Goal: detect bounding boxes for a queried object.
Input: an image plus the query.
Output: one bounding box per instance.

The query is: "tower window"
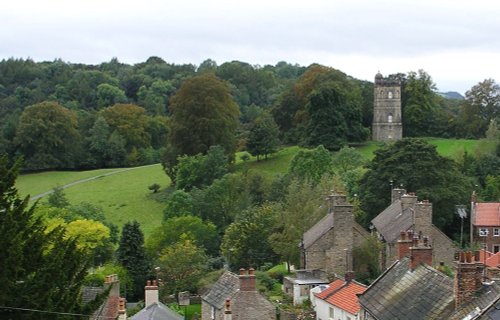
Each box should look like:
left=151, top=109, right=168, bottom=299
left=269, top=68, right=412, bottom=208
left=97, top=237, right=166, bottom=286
left=388, top=113, right=393, bottom=123
left=388, top=91, right=393, bottom=99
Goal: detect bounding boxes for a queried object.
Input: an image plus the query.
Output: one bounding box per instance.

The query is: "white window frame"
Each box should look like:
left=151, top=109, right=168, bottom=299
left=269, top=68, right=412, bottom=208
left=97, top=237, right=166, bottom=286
left=329, top=306, right=334, bottom=319
left=494, top=228, right=500, bottom=236
left=480, top=228, right=489, bottom=236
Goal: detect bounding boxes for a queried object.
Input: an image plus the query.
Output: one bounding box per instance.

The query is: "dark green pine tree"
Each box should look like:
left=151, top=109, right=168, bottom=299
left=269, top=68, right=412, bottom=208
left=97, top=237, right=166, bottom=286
left=117, top=221, right=150, bottom=301
left=0, top=156, right=92, bottom=318
left=246, top=112, right=280, bottom=160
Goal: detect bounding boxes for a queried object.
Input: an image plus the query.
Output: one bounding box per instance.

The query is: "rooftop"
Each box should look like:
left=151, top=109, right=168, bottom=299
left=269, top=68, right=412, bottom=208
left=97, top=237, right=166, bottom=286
left=201, top=271, right=239, bottom=309
left=372, top=200, right=413, bottom=243
left=315, top=279, right=367, bottom=315
left=474, top=203, right=500, bottom=226
left=358, top=257, right=454, bottom=320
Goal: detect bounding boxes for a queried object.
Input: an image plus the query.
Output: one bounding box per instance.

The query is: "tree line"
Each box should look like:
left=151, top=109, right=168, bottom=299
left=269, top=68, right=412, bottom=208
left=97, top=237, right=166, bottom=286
left=2, top=57, right=499, bottom=171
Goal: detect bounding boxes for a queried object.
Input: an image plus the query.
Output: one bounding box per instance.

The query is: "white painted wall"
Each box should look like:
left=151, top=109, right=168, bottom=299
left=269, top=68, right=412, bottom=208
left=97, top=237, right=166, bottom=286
left=315, top=299, right=358, bottom=320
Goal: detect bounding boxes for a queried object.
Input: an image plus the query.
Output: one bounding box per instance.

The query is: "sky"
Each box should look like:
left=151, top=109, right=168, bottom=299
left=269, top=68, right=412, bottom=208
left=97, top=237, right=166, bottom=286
left=1, top=0, right=500, bottom=94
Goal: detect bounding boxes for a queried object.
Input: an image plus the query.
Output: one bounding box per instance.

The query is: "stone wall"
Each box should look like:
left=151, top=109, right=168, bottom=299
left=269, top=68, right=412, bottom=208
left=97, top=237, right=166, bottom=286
left=431, top=226, right=457, bottom=267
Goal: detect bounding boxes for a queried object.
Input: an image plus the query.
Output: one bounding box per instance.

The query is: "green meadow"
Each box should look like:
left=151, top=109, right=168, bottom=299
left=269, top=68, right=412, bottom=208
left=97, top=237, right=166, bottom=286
left=16, top=138, right=493, bottom=235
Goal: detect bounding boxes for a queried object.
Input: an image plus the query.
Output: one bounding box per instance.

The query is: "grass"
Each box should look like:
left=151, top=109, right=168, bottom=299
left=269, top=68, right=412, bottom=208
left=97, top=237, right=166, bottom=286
left=16, top=168, right=125, bottom=198
left=17, top=164, right=170, bottom=236
left=15, top=138, right=495, bottom=237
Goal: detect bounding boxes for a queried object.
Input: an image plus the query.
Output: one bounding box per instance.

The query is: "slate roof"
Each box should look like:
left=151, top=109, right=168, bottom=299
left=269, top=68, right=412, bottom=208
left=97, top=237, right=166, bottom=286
left=81, top=286, right=104, bottom=305
left=474, top=203, right=500, bottom=226
left=315, top=279, right=367, bottom=315
left=371, top=200, right=413, bottom=243
left=130, top=302, right=183, bottom=320
left=303, top=212, right=334, bottom=249
left=201, top=271, right=239, bottom=309
left=449, top=282, right=500, bottom=320
left=358, top=257, right=455, bottom=320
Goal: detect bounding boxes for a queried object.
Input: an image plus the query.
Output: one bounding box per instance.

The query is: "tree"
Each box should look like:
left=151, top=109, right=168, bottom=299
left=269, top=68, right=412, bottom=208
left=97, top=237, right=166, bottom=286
left=175, top=145, right=228, bottom=191
left=117, top=221, right=150, bottom=300
left=147, top=215, right=219, bottom=257
left=269, top=178, right=330, bottom=269
left=157, top=237, right=208, bottom=296
left=358, top=138, right=472, bottom=235
left=47, top=185, right=70, bottom=208
left=221, top=203, right=280, bottom=269
left=96, top=83, right=127, bottom=108
left=305, top=84, right=367, bottom=150
left=15, top=101, right=79, bottom=170
left=288, top=145, right=333, bottom=184
left=163, top=189, right=194, bottom=220
left=460, top=79, right=500, bottom=137
left=101, top=103, right=151, bottom=151
left=148, top=183, right=161, bottom=193
left=0, top=156, right=92, bottom=316
left=246, top=112, right=280, bottom=160
left=166, top=73, right=240, bottom=166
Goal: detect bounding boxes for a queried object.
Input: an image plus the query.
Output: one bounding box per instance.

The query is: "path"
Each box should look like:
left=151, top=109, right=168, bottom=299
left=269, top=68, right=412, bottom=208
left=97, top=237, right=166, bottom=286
left=30, top=164, right=159, bottom=201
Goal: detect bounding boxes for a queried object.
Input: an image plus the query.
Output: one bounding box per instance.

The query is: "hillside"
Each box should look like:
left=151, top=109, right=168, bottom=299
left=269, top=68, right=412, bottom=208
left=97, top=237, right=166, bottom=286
left=16, top=138, right=494, bottom=235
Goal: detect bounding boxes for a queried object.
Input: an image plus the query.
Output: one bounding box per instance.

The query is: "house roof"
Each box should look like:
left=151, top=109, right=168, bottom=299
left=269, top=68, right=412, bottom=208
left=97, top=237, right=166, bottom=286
left=371, top=200, right=414, bottom=243
left=201, top=271, right=239, bottom=309
left=130, top=302, right=183, bottom=320
left=303, top=212, right=334, bottom=249
left=448, top=282, right=500, bottom=320
left=474, top=203, right=500, bottom=226
left=358, top=257, right=455, bottom=320
left=315, top=279, right=367, bottom=315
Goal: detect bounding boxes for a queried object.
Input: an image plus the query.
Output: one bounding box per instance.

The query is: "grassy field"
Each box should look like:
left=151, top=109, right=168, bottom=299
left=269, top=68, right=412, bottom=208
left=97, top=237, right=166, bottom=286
left=15, top=138, right=494, bottom=236
left=17, top=164, right=170, bottom=235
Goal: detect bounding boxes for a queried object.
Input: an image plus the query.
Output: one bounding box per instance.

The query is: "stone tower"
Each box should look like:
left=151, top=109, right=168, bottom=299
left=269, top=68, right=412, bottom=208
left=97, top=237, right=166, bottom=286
left=372, top=72, right=402, bottom=141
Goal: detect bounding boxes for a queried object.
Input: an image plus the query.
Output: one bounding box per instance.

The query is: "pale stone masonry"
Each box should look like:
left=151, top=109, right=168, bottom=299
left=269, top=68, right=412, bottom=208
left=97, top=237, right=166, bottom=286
left=372, top=72, right=403, bottom=142
left=302, top=194, right=370, bottom=276
left=372, top=188, right=456, bottom=269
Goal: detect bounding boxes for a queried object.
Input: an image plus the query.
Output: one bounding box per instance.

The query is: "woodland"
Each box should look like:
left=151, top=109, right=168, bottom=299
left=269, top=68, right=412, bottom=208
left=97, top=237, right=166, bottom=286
left=0, top=57, right=499, bottom=318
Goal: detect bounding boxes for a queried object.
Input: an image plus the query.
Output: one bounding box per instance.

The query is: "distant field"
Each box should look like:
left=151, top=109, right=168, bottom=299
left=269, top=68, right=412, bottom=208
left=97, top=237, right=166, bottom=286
left=17, top=164, right=170, bottom=235
left=16, top=138, right=494, bottom=236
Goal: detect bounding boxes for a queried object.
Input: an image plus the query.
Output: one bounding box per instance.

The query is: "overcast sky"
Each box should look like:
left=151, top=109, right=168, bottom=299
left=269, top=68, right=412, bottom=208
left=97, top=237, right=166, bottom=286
left=1, top=0, right=499, bottom=94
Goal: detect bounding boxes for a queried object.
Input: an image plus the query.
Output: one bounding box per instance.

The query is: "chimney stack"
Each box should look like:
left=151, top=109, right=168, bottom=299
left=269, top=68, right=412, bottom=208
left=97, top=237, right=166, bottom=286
left=239, top=268, right=256, bottom=291
left=145, top=280, right=159, bottom=307
left=224, top=298, right=232, bottom=320
left=401, top=192, right=417, bottom=213
left=391, top=188, right=406, bottom=203
left=397, top=231, right=413, bottom=259
left=118, top=297, right=127, bottom=320
left=409, top=235, right=433, bottom=270
left=454, top=251, right=485, bottom=309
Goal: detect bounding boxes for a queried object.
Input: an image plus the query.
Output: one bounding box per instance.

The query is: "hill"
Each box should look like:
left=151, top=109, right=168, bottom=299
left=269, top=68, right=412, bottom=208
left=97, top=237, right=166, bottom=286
left=16, top=138, right=494, bottom=235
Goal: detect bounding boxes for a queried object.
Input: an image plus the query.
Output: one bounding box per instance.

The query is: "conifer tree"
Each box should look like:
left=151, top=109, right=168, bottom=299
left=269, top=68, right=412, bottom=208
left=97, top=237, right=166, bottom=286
left=117, top=221, right=150, bottom=301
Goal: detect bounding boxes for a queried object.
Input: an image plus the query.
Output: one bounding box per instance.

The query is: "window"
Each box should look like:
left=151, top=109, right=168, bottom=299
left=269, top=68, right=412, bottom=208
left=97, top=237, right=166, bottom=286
left=329, top=307, right=334, bottom=318
left=494, top=245, right=500, bottom=254
left=388, top=113, right=393, bottom=123
left=495, top=228, right=500, bottom=236
left=388, top=91, right=393, bottom=99
left=480, top=228, right=489, bottom=236
left=211, top=306, right=215, bottom=320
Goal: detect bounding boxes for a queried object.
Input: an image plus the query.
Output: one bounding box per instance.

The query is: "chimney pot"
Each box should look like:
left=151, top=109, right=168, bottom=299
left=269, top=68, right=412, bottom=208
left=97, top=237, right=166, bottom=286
left=239, top=268, right=246, bottom=275
left=423, top=236, right=429, bottom=247
left=400, top=231, right=406, bottom=240
left=412, top=235, right=419, bottom=247
left=147, top=280, right=151, bottom=286
left=248, top=268, right=255, bottom=275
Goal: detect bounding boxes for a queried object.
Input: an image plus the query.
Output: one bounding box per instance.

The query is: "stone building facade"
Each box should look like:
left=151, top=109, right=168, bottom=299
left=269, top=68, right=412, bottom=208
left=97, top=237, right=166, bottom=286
left=371, top=188, right=456, bottom=268
left=372, top=72, right=403, bottom=141
left=301, top=194, right=370, bottom=276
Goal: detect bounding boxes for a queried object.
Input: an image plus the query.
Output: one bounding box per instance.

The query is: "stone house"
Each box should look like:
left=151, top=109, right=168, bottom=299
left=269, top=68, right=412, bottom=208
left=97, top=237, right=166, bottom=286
left=130, top=280, right=183, bottom=320
left=301, top=194, right=370, bottom=277
left=82, top=274, right=127, bottom=320
left=358, top=231, right=500, bottom=320
left=371, top=188, right=456, bottom=268
left=312, top=276, right=367, bottom=320
left=470, top=193, right=500, bottom=253
left=201, top=268, right=276, bottom=320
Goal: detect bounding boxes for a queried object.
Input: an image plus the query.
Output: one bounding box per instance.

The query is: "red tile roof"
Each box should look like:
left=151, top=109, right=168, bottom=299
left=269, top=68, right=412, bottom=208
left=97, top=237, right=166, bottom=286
left=486, top=252, right=500, bottom=268
left=475, top=203, right=500, bottom=226
left=315, top=279, right=367, bottom=315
